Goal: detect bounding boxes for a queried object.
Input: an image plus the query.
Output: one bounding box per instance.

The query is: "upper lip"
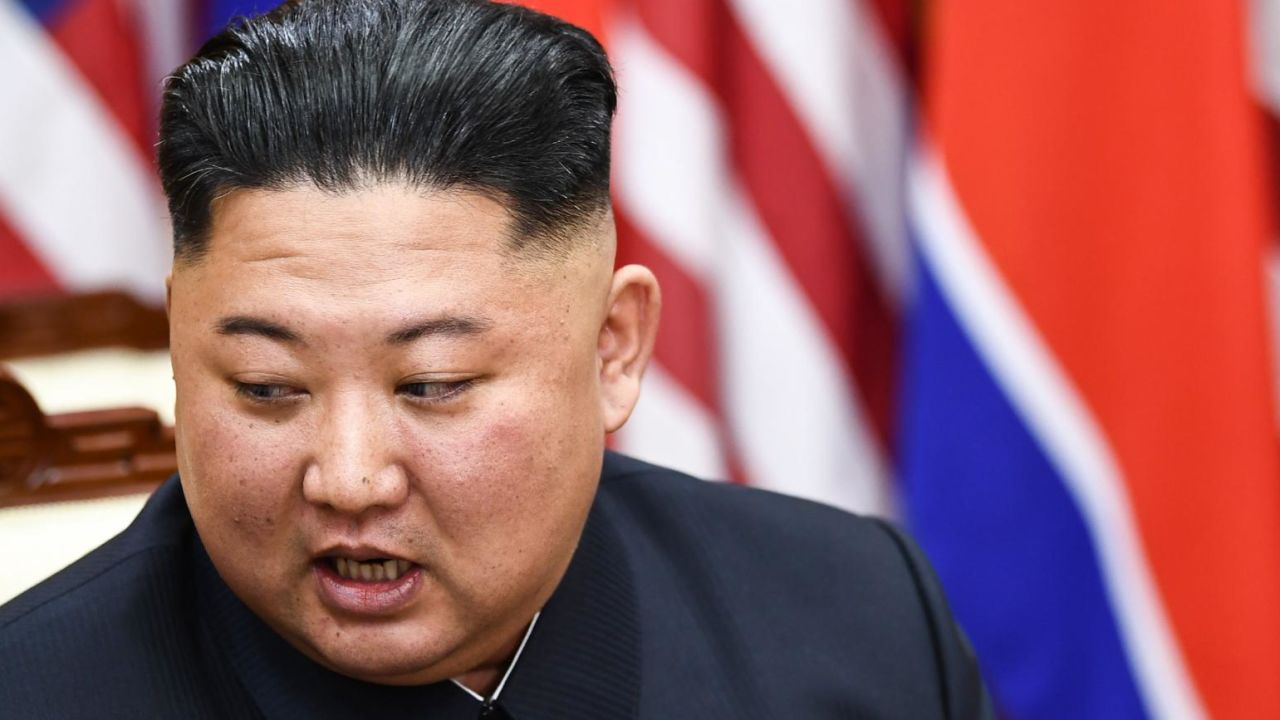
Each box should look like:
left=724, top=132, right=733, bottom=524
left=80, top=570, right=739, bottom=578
left=313, top=544, right=414, bottom=563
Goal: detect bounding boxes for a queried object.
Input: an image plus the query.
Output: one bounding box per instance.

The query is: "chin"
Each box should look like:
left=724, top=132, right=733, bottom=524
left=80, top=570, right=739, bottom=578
left=230, top=591, right=445, bottom=687
left=305, top=624, right=457, bottom=685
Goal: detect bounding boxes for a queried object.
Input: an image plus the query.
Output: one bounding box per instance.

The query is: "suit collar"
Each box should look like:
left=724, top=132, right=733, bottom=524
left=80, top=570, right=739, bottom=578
left=497, top=474, right=641, bottom=718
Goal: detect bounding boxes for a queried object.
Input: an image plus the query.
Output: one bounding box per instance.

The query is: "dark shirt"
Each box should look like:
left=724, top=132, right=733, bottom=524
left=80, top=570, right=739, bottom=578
left=0, top=452, right=993, bottom=719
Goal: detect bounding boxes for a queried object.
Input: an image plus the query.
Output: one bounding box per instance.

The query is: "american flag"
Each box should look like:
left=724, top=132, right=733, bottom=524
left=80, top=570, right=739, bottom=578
left=3, top=0, right=1280, bottom=716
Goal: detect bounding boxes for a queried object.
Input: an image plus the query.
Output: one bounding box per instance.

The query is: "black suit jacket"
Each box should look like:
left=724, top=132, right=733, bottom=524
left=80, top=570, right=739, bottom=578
left=0, top=452, right=992, bottom=719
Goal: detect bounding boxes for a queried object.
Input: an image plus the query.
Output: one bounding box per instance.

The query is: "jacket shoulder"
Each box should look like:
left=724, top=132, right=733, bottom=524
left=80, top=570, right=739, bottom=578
left=598, top=452, right=992, bottom=719
left=0, top=479, right=192, bottom=629
left=599, top=451, right=897, bottom=563
left=0, top=480, right=248, bottom=718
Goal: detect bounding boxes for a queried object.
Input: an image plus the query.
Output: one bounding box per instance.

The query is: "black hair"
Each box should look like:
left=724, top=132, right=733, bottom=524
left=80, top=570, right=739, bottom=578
left=158, top=0, right=616, bottom=261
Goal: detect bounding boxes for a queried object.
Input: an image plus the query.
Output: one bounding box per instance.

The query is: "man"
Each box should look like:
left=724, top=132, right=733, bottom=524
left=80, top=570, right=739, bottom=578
left=0, top=1, right=991, bottom=717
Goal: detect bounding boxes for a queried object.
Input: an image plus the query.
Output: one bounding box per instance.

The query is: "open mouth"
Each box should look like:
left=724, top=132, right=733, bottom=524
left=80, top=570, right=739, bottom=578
left=327, top=557, right=413, bottom=582
left=314, top=555, right=425, bottom=615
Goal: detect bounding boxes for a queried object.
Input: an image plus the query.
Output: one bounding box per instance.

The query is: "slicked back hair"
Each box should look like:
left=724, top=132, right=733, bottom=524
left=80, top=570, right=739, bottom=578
left=158, top=0, right=617, bottom=263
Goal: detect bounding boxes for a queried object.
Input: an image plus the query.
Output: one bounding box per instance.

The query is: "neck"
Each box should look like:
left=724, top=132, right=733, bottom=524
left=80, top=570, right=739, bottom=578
left=453, top=665, right=503, bottom=699
left=452, top=611, right=539, bottom=700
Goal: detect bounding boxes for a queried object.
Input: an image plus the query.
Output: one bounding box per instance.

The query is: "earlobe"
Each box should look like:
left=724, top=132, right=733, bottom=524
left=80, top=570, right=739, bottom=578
left=598, top=264, right=661, bottom=433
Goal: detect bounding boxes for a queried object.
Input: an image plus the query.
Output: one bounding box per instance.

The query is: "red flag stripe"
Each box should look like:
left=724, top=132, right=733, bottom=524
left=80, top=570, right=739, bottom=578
left=614, top=206, right=719, bottom=414
left=634, top=0, right=899, bottom=445
left=614, top=206, right=753, bottom=484
left=48, top=0, right=152, bottom=160
left=928, top=0, right=1280, bottom=712
left=857, top=0, right=915, bottom=79
left=0, top=207, right=60, bottom=300
left=1267, top=113, right=1280, bottom=213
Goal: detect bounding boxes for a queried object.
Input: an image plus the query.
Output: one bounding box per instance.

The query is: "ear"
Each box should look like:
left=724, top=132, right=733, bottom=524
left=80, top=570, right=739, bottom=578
left=165, top=274, right=174, bottom=318
left=597, top=264, right=661, bottom=433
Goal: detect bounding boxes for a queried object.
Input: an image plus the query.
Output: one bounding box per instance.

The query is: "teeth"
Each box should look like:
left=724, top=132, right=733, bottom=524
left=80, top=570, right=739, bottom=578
left=333, top=557, right=412, bottom=582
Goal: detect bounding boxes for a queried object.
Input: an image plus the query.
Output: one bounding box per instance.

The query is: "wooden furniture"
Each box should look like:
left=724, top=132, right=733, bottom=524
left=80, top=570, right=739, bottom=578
left=0, top=291, right=176, bottom=601
left=0, top=366, right=175, bottom=508
left=0, top=290, right=168, bottom=361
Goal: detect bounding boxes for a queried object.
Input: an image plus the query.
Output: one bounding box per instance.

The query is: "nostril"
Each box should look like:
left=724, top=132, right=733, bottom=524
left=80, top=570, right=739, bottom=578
left=301, top=461, right=410, bottom=515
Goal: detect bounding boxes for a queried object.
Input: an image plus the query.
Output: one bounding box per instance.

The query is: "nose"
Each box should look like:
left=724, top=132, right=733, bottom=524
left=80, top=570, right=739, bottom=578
left=302, top=392, right=408, bottom=516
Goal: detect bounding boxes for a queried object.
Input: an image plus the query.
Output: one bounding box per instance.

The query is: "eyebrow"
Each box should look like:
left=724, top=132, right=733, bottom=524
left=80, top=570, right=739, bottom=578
left=214, top=314, right=493, bottom=346
left=385, top=316, right=493, bottom=345
left=216, top=316, right=303, bottom=344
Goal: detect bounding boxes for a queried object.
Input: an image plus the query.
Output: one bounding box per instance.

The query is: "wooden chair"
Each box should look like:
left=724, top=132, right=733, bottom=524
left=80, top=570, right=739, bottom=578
left=0, top=291, right=175, bottom=603
left=0, top=367, right=176, bottom=507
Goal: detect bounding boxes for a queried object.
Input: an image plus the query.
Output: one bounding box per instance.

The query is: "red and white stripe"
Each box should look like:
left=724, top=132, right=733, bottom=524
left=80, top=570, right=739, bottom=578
left=608, top=0, right=910, bottom=514
left=0, top=0, right=175, bottom=303
left=2, top=0, right=912, bottom=517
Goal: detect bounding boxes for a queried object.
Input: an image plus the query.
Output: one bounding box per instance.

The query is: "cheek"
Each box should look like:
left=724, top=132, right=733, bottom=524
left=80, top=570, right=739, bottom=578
left=418, top=413, right=552, bottom=524
left=414, top=366, right=602, bottom=558
left=178, top=390, right=306, bottom=543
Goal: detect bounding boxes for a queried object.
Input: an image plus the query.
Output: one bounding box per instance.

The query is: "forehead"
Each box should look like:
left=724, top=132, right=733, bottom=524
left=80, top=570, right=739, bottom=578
left=167, top=184, right=536, bottom=345
left=169, top=184, right=610, bottom=345
left=200, top=184, right=516, bottom=283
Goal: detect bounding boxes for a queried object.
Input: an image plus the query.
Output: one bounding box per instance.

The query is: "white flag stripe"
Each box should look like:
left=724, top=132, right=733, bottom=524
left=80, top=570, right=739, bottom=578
left=133, top=0, right=191, bottom=108
left=910, top=146, right=1207, bottom=720
left=1248, top=0, right=1280, bottom=113
left=727, top=0, right=913, bottom=304
left=612, top=16, right=726, bottom=278
left=610, top=15, right=890, bottom=511
left=0, top=2, right=169, bottom=302
left=716, top=184, right=890, bottom=514
left=616, top=363, right=730, bottom=482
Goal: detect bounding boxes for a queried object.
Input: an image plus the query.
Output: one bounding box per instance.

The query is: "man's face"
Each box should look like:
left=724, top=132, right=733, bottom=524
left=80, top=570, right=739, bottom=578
left=168, top=184, right=616, bottom=685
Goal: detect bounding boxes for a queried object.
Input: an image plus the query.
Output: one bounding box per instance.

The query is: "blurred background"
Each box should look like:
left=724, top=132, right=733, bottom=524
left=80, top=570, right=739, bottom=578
left=2, top=0, right=1279, bottom=717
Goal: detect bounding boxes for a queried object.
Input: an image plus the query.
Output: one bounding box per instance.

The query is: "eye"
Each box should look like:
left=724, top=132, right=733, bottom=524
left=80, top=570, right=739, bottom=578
left=234, top=382, right=303, bottom=404
left=398, top=379, right=473, bottom=404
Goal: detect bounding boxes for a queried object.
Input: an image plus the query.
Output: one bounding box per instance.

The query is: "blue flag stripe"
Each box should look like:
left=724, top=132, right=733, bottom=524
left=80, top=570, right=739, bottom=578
left=898, top=249, right=1149, bottom=720
left=15, top=0, right=69, bottom=25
